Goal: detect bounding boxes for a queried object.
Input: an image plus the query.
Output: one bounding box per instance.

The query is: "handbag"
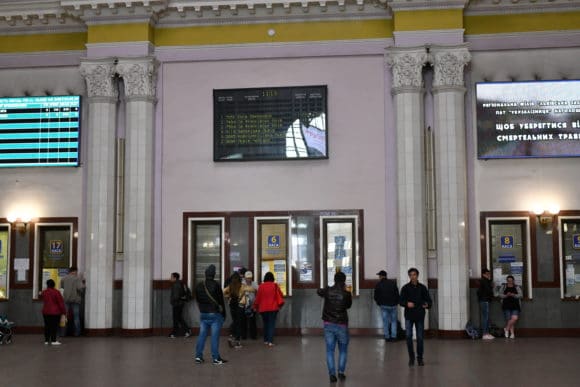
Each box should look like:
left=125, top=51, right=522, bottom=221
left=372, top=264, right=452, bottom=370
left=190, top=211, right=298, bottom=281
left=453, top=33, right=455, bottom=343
left=204, top=281, right=224, bottom=314
left=59, top=314, right=67, bottom=328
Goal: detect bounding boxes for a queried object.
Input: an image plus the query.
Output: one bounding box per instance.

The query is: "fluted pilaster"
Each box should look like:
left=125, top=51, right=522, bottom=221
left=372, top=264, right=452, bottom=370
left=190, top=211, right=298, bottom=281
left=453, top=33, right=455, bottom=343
left=79, top=58, right=118, bottom=330
left=116, top=57, right=157, bottom=330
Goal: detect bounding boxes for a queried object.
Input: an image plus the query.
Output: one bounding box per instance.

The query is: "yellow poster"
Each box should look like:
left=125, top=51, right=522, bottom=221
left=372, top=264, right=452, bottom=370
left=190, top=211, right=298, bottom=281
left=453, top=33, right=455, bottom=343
left=260, top=223, right=288, bottom=295
left=0, top=231, right=8, bottom=299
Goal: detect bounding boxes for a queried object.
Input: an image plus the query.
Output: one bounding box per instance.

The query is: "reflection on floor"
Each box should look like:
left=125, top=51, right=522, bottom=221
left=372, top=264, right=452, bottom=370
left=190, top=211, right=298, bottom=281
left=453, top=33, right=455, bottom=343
left=0, top=335, right=579, bottom=387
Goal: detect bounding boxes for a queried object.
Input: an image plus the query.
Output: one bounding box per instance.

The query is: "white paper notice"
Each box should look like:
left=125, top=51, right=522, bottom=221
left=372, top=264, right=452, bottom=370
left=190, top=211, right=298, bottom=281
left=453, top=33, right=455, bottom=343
left=14, top=258, right=30, bottom=270
left=16, top=270, right=26, bottom=282
left=493, top=268, right=503, bottom=286
left=565, top=264, right=575, bottom=286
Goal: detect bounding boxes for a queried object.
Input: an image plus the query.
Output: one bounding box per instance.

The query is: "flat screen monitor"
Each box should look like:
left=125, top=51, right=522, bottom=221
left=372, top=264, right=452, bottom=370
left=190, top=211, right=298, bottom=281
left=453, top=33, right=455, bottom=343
left=476, top=80, right=580, bottom=159
left=214, top=86, right=328, bottom=161
left=0, top=95, right=81, bottom=167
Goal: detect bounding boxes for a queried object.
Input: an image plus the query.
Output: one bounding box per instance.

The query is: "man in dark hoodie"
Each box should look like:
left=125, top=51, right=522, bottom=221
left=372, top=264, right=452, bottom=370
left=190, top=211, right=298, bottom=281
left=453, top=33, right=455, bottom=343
left=169, top=272, right=191, bottom=338
left=317, top=271, right=352, bottom=383
left=194, top=264, right=227, bottom=365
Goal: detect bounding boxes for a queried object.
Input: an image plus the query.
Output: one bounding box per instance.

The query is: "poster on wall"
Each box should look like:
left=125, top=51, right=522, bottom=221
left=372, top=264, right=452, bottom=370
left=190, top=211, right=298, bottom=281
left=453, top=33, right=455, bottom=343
left=0, top=230, right=7, bottom=298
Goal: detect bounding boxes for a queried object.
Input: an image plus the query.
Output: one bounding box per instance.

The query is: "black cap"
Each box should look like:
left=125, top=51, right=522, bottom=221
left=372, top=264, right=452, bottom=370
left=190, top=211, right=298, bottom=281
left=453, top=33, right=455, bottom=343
left=377, top=270, right=387, bottom=277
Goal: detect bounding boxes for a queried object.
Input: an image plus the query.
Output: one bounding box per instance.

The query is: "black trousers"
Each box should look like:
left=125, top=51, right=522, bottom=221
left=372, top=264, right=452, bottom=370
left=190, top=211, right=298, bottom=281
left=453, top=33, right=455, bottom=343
left=240, top=311, right=257, bottom=340
left=171, top=304, right=190, bottom=335
left=43, top=314, right=60, bottom=343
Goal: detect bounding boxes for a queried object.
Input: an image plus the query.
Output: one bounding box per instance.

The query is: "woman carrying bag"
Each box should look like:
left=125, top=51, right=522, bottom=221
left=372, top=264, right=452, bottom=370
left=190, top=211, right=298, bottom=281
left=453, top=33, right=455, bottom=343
left=253, top=271, right=284, bottom=347
left=40, top=279, right=67, bottom=346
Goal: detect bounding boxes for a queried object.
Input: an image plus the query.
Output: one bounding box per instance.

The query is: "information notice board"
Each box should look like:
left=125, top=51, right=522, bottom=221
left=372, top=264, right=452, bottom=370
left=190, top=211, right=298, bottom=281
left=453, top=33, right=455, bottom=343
left=213, top=86, right=328, bottom=161
left=0, top=95, right=81, bottom=167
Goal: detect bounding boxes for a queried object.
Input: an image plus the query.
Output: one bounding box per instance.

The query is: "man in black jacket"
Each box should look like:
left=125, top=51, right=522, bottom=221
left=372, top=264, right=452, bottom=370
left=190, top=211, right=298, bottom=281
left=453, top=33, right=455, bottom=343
left=374, top=270, right=400, bottom=342
left=400, top=267, right=432, bottom=367
left=169, top=272, right=191, bottom=338
left=477, top=268, right=495, bottom=340
left=317, top=271, right=352, bottom=383
left=194, top=265, right=227, bottom=365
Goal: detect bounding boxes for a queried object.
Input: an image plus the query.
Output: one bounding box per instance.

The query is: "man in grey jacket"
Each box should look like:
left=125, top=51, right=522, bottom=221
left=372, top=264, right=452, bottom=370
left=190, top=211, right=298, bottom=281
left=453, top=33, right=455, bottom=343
left=60, top=266, right=85, bottom=336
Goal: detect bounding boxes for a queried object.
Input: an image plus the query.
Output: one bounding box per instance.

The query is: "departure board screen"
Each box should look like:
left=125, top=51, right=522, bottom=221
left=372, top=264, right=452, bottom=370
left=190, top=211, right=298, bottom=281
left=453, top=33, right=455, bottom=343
left=0, top=95, right=80, bottom=167
left=214, top=86, right=328, bottom=161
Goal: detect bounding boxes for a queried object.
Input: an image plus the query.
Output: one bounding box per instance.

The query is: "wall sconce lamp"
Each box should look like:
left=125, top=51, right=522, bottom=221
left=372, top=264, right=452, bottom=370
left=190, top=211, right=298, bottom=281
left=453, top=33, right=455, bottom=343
left=532, top=205, right=560, bottom=226
left=6, top=214, right=32, bottom=233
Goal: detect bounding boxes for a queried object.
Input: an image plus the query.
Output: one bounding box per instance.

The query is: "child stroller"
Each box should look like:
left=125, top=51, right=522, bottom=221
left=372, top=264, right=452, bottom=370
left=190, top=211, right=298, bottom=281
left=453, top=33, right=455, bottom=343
left=0, top=315, right=15, bottom=344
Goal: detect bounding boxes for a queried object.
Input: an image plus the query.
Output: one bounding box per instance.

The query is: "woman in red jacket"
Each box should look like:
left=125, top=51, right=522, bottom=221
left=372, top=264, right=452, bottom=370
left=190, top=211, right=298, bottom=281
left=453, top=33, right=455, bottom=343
left=253, top=272, right=284, bottom=347
left=41, top=279, right=66, bottom=345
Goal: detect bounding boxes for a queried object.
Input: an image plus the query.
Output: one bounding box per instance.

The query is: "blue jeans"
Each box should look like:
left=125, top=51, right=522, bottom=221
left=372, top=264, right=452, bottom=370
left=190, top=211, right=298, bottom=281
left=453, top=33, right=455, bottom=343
left=480, top=301, right=490, bottom=334
left=195, top=313, right=224, bottom=360
left=380, top=305, right=398, bottom=339
left=261, top=311, right=278, bottom=344
left=405, top=319, right=424, bottom=360
left=324, top=323, right=349, bottom=376
left=66, top=302, right=81, bottom=336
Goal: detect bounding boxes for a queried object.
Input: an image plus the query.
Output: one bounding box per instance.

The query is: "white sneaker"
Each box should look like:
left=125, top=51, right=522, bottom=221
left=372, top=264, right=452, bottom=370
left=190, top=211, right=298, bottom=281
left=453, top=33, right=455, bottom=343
left=509, top=332, right=515, bottom=339
left=51, top=341, right=62, bottom=346
left=504, top=329, right=509, bottom=338
left=44, top=341, right=49, bottom=345
left=482, top=334, right=495, bottom=340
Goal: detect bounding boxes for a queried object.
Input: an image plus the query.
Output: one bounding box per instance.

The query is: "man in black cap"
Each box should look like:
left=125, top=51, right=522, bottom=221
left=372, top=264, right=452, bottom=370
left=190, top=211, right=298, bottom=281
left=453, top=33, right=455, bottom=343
left=374, top=270, right=399, bottom=342
left=194, top=264, right=227, bottom=365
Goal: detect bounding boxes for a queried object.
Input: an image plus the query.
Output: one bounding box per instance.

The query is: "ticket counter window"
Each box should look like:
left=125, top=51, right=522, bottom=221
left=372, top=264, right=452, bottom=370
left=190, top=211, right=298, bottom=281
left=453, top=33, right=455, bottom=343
left=487, top=220, right=529, bottom=297
left=256, top=219, right=289, bottom=296
left=291, top=216, right=316, bottom=285
left=561, top=218, right=580, bottom=298
left=191, top=221, right=223, bottom=285
left=35, top=224, right=73, bottom=294
left=322, top=218, right=357, bottom=293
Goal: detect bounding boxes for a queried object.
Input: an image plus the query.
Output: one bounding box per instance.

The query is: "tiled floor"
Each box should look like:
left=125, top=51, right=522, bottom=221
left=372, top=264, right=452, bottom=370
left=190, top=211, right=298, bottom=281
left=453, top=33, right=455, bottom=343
left=0, top=335, right=579, bottom=387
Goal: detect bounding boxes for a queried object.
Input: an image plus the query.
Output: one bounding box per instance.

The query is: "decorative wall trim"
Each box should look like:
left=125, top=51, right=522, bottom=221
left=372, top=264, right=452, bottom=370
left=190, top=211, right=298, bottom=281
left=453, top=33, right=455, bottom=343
left=155, top=39, right=391, bottom=62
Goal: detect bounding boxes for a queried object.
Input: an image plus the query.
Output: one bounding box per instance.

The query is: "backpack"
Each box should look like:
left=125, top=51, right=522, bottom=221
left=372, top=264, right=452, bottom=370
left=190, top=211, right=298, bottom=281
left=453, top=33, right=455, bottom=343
left=180, top=283, right=192, bottom=302
left=489, top=322, right=504, bottom=338
left=465, top=320, right=480, bottom=339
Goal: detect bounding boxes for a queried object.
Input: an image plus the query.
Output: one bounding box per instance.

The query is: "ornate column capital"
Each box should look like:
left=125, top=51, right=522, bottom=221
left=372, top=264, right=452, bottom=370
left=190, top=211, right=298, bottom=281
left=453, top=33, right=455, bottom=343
left=386, top=47, right=429, bottom=92
left=430, top=45, right=471, bottom=89
left=116, top=57, right=158, bottom=101
left=79, top=58, right=118, bottom=101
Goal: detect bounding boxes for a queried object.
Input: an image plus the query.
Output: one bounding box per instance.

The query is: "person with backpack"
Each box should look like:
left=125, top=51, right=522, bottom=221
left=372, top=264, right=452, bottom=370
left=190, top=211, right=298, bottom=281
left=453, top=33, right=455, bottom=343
left=169, top=272, right=191, bottom=338
left=224, top=272, right=243, bottom=348
left=498, top=275, right=523, bottom=339
left=240, top=270, right=257, bottom=340
left=477, top=268, right=495, bottom=340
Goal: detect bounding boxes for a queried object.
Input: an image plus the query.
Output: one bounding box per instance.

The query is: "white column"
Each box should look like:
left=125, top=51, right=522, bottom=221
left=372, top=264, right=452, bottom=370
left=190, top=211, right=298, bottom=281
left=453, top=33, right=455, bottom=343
left=116, top=57, right=157, bottom=330
left=386, top=48, right=429, bottom=283
left=79, top=59, right=118, bottom=331
left=431, top=45, right=471, bottom=332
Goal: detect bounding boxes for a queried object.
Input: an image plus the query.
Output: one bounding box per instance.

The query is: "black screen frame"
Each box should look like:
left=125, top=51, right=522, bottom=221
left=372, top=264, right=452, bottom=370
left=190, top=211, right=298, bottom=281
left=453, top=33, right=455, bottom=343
left=0, top=95, right=82, bottom=168
left=213, top=85, right=329, bottom=162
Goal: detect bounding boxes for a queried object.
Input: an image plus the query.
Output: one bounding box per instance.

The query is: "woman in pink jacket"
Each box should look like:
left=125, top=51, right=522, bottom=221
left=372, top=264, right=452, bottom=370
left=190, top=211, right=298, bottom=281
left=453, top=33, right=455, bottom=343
left=41, top=279, right=67, bottom=345
left=253, top=272, right=284, bottom=346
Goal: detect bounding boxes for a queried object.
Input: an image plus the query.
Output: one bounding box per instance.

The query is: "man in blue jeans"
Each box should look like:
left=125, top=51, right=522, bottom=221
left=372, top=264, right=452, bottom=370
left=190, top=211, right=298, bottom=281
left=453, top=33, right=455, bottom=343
left=317, top=271, right=352, bottom=383
left=374, top=270, right=400, bottom=342
left=400, top=267, right=432, bottom=367
left=477, top=268, right=495, bottom=340
left=194, top=264, right=227, bottom=365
